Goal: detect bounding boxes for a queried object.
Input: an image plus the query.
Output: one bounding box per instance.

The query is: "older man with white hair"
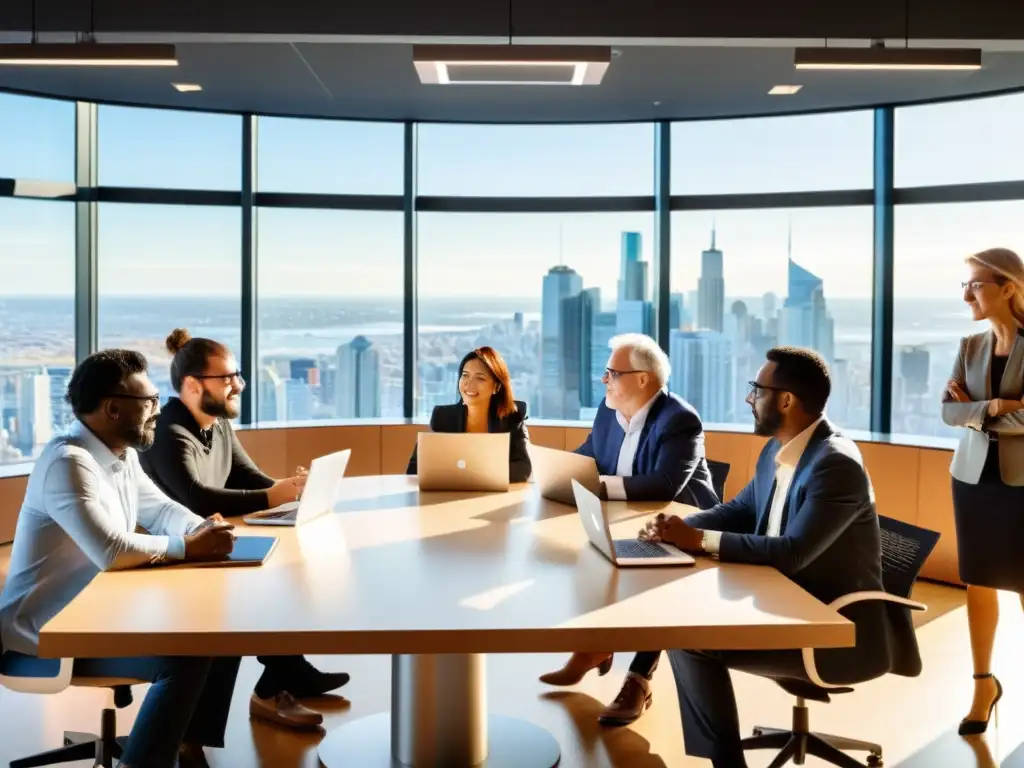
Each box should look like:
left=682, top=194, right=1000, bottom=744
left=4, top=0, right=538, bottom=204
left=539, top=333, right=719, bottom=726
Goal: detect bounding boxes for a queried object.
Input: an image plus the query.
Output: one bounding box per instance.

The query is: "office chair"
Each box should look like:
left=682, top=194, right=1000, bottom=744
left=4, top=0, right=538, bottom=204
left=0, top=648, right=142, bottom=768
left=706, top=458, right=730, bottom=502
left=740, top=516, right=940, bottom=767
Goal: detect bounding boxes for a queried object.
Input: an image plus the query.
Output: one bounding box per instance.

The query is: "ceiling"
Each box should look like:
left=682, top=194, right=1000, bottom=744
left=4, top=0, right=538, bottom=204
left=0, top=41, right=1023, bottom=123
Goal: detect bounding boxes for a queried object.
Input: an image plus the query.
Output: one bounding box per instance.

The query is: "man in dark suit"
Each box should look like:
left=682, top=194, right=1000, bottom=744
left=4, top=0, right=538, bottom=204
left=642, top=346, right=891, bottom=768
left=539, top=333, right=719, bottom=725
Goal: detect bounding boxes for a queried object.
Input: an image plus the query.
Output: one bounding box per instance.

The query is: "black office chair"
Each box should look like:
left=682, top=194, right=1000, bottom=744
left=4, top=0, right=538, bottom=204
left=740, top=516, right=940, bottom=767
left=0, top=647, right=141, bottom=768
left=706, top=458, right=730, bottom=502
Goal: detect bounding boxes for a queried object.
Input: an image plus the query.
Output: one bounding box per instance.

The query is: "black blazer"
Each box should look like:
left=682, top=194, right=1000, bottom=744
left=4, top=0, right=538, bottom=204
left=406, top=400, right=532, bottom=483
left=684, top=419, right=895, bottom=685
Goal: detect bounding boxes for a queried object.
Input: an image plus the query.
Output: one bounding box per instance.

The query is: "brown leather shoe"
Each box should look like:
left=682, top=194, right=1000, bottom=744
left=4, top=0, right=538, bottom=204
left=598, top=674, right=652, bottom=726
left=539, top=652, right=614, bottom=686
left=249, top=691, right=324, bottom=730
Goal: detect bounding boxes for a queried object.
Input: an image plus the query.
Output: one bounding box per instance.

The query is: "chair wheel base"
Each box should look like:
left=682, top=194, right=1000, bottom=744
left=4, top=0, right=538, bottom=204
left=867, top=757, right=883, bottom=767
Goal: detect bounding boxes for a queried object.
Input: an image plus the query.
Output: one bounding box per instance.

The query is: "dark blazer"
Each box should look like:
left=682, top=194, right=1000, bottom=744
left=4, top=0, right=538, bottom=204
left=685, top=419, right=894, bottom=685
left=406, top=400, right=532, bottom=483
left=574, top=391, right=718, bottom=509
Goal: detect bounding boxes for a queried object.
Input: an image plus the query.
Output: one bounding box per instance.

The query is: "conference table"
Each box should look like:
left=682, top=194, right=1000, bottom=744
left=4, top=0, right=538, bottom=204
left=37, top=475, right=854, bottom=767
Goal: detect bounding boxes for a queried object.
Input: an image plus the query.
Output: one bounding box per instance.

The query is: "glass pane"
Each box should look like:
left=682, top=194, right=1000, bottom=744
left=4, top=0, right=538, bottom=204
left=97, top=204, right=241, bottom=402
left=0, top=92, right=74, bottom=181
left=98, top=105, right=241, bottom=190
left=896, top=92, right=1024, bottom=188
left=670, top=208, right=873, bottom=430
left=0, top=199, right=75, bottom=465
left=256, top=117, right=403, bottom=195
left=672, top=111, right=873, bottom=194
left=891, top=201, right=1024, bottom=439
left=256, top=209, right=404, bottom=422
left=417, top=123, right=654, bottom=196
left=417, top=212, right=654, bottom=420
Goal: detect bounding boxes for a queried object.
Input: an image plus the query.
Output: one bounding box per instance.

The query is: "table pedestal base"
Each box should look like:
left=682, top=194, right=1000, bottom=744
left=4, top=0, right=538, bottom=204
left=317, top=653, right=560, bottom=767
left=317, top=713, right=561, bottom=767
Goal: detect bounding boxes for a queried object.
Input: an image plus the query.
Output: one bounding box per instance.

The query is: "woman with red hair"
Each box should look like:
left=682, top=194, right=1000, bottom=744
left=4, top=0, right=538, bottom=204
left=407, top=346, right=531, bottom=482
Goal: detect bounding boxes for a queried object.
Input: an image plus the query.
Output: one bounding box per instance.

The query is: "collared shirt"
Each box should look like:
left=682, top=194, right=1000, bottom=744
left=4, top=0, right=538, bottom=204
left=602, top=389, right=664, bottom=501
left=702, top=416, right=824, bottom=554
left=0, top=420, right=202, bottom=655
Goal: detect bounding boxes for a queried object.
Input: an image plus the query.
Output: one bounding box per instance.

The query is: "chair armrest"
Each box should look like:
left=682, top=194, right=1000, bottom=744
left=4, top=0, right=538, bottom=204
left=800, top=590, right=927, bottom=689
left=0, top=656, right=74, bottom=695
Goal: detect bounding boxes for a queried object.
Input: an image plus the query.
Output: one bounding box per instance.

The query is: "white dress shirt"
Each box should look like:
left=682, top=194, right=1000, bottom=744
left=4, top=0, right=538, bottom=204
left=702, top=416, right=824, bottom=554
left=601, top=390, right=664, bottom=501
left=0, top=420, right=203, bottom=655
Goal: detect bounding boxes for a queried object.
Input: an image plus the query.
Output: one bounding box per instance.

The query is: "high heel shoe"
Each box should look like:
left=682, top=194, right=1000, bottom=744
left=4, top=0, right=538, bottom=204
left=959, top=673, right=1003, bottom=735
left=539, top=652, right=614, bottom=686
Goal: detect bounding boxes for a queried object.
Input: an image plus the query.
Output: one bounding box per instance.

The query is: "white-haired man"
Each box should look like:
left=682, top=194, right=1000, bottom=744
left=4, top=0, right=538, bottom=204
left=539, top=333, right=719, bottom=726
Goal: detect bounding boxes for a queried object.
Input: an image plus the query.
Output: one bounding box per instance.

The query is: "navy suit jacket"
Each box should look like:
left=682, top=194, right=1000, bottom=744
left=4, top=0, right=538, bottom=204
left=575, top=391, right=718, bottom=509
left=406, top=400, right=532, bottom=483
left=685, top=419, right=895, bottom=685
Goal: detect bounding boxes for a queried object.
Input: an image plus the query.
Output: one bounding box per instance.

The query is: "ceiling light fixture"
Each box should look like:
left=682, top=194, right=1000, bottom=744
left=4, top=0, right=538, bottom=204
left=413, top=45, right=610, bottom=86
left=0, top=0, right=177, bottom=67
left=0, top=43, right=178, bottom=66
left=172, top=82, right=202, bottom=92
left=794, top=46, right=981, bottom=71
left=768, top=84, right=803, bottom=95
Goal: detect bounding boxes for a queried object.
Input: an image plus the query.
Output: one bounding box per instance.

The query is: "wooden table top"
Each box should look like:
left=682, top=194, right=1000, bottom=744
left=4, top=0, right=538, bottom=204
left=38, top=475, right=854, bottom=659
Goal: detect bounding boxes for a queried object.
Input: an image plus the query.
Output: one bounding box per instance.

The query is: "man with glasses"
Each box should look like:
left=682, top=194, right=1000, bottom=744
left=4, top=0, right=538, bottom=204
left=0, top=349, right=242, bottom=768
left=138, top=328, right=348, bottom=731
left=640, top=346, right=892, bottom=768
left=539, top=332, right=719, bottom=726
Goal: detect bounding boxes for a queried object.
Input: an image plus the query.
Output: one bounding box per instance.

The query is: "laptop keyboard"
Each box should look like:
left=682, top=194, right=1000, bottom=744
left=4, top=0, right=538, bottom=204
left=613, top=539, right=670, bottom=559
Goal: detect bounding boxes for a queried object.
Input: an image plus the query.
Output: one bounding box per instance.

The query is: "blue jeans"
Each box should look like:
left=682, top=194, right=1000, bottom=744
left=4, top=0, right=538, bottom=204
left=72, top=655, right=241, bottom=768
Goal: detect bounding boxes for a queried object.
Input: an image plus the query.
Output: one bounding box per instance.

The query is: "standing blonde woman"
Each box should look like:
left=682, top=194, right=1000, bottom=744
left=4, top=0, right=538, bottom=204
left=943, top=247, right=1024, bottom=735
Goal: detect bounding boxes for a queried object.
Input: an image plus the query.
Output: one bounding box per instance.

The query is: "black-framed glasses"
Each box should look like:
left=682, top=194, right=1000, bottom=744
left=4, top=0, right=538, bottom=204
left=747, top=381, right=786, bottom=399
left=603, top=368, right=644, bottom=381
left=108, top=393, right=160, bottom=408
left=193, top=371, right=245, bottom=386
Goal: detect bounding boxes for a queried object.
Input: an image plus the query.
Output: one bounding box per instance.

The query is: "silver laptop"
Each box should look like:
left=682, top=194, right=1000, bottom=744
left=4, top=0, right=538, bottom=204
left=416, top=432, right=510, bottom=492
left=528, top=443, right=601, bottom=505
left=243, top=449, right=351, bottom=527
left=571, top=479, right=694, bottom=567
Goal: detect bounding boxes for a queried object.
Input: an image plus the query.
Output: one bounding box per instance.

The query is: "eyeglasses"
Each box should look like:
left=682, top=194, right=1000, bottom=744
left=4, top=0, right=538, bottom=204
left=193, top=371, right=245, bottom=386
left=961, top=280, right=1000, bottom=293
left=108, top=393, right=160, bottom=408
left=603, top=368, right=644, bottom=381
left=748, top=381, right=787, bottom=399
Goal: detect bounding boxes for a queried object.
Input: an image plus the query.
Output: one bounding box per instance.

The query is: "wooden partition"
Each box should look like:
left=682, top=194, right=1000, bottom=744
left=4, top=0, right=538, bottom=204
left=0, top=424, right=960, bottom=585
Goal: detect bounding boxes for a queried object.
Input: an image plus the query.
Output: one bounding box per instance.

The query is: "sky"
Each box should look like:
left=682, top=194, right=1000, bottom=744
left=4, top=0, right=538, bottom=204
left=2, top=89, right=1024, bottom=300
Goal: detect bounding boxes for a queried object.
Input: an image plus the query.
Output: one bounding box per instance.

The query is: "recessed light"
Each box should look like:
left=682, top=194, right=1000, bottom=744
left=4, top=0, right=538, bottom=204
left=769, top=84, right=803, bottom=95
left=172, top=82, right=202, bottom=93
left=652, top=100, right=661, bottom=107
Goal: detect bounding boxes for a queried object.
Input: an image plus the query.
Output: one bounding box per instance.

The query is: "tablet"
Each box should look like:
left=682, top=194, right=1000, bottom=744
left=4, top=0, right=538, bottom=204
left=157, top=535, right=279, bottom=568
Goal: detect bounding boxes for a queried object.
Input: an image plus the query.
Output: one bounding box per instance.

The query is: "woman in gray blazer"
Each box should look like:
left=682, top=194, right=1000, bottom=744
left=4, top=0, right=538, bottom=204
left=942, top=247, right=1024, bottom=736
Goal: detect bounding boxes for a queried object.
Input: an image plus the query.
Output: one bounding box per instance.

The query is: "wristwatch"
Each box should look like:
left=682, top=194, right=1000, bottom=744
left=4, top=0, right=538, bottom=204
left=700, top=530, right=709, bottom=552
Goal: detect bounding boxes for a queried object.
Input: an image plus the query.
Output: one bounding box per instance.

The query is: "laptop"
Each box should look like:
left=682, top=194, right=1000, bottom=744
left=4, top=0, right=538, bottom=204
left=571, top=479, right=694, bottom=567
left=243, top=449, right=351, bottom=527
left=528, top=443, right=602, bottom=505
left=156, top=534, right=279, bottom=568
left=416, top=432, right=510, bottom=492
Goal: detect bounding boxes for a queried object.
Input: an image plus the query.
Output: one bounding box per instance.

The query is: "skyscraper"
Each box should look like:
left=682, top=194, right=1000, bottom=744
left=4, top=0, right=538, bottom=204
left=337, top=336, right=382, bottom=418
left=900, top=346, right=930, bottom=397
left=669, top=330, right=734, bottom=423
left=780, top=259, right=835, bottom=365
left=540, top=265, right=583, bottom=419
left=618, top=231, right=647, bottom=302
left=697, top=226, right=725, bottom=333
left=17, top=371, right=52, bottom=455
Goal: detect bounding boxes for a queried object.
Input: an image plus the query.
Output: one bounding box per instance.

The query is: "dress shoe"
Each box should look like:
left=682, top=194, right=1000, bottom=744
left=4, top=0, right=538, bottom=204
left=959, top=673, right=1003, bottom=735
left=249, top=691, right=324, bottom=730
left=177, top=743, right=211, bottom=768
left=598, top=674, right=653, bottom=726
left=280, top=656, right=351, bottom=699
left=539, top=652, right=614, bottom=686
